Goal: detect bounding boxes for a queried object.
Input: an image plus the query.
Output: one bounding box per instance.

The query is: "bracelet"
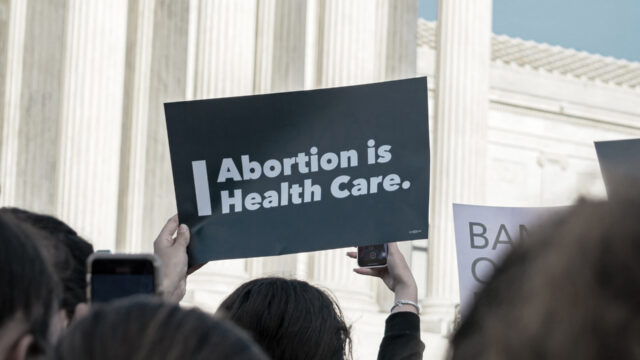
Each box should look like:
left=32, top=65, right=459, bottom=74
left=390, top=300, right=421, bottom=313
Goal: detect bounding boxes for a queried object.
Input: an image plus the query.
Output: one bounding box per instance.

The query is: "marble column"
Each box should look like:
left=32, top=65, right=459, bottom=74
left=309, top=0, right=381, bottom=312
left=308, top=0, right=417, bottom=313
left=312, top=0, right=379, bottom=88
left=1, top=0, right=66, bottom=213
left=191, top=0, right=257, bottom=98
left=382, top=0, right=418, bottom=81
left=0, top=0, right=26, bottom=206
left=117, top=0, right=156, bottom=252
left=250, top=0, right=309, bottom=277
left=0, top=1, right=8, bottom=117
left=116, top=0, right=189, bottom=252
left=253, top=0, right=307, bottom=94
left=56, top=0, right=128, bottom=251
left=184, top=0, right=259, bottom=309
left=311, top=0, right=416, bottom=87
left=423, top=0, right=493, bottom=334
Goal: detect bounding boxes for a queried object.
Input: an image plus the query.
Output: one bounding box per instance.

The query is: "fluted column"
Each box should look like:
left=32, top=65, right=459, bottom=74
left=310, top=0, right=381, bottom=311
left=250, top=0, right=308, bottom=277
left=184, top=0, right=259, bottom=309
left=424, top=0, right=493, bottom=334
left=313, top=0, right=379, bottom=87
left=309, top=0, right=417, bottom=312
left=116, top=0, right=189, bottom=252
left=0, top=0, right=27, bottom=206
left=0, top=0, right=8, bottom=115
left=383, top=0, right=417, bottom=80
left=56, top=0, right=128, bottom=250
left=253, top=0, right=307, bottom=94
left=1, top=0, right=66, bottom=213
left=117, top=0, right=155, bottom=252
left=192, top=0, right=257, bottom=98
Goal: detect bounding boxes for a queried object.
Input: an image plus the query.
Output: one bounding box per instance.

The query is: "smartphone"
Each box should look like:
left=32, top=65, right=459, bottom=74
left=357, top=244, right=388, bottom=268
left=87, top=253, right=161, bottom=303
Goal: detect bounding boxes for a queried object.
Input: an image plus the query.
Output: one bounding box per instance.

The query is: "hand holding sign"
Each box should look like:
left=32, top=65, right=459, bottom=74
left=153, top=215, right=190, bottom=303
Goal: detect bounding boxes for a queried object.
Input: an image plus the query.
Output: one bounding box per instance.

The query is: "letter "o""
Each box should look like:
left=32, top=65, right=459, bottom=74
left=320, top=152, right=339, bottom=171
left=263, top=159, right=282, bottom=178
left=471, top=257, right=498, bottom=284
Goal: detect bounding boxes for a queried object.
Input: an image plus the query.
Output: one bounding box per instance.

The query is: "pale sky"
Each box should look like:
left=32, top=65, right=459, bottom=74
left=419, top=0, right=640, bottom=62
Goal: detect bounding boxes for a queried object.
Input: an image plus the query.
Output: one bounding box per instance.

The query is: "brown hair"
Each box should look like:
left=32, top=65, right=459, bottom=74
left=53, top=297, right=268, bottom=360
left=218, top=277, right=352, bottom=360
left=0, top=210, right=61, bottom=357
left=6, top=207, right=93, bottom=321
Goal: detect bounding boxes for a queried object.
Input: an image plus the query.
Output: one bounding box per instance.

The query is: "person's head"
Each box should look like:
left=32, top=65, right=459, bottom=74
left=218, top=277, right=352, bottom=360
left=4, top=208, right=93, bottom=325
left=450, top=199, right=640, bottom=360
left=53, top=297, right=268, bottom=360
left=0, top=211, right=61, bottom=360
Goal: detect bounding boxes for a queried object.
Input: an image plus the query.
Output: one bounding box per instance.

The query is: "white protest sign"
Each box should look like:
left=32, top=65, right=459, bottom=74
left=453, top=203, right=567, bottom=317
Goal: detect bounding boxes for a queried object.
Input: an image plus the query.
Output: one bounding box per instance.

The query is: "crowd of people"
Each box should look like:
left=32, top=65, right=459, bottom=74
left=0, top=208, right=423, bottom=360
left=2, top=197, right=639, bottom=359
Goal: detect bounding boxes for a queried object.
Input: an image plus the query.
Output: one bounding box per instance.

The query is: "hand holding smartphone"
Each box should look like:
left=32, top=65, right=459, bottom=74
left=357, top=244, right=388, bottom=268
left=87, top=253, right=161, bottom=303
left=350, top=243, right=419, bottom=313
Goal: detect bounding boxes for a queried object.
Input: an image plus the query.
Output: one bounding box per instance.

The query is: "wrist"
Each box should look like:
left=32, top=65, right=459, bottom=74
left=390, top=300, right=421, bottom=314
left=394, top=282, right=418, bottom=303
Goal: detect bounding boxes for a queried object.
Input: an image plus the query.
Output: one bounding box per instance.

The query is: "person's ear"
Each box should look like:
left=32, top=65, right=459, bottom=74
left=8, top=334, right=33, bottom=360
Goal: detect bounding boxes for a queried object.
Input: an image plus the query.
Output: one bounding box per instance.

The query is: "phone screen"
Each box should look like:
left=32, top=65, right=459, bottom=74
left=358, top=244, right=388, bottom=267
left=90, top=258, right=156, bottom=303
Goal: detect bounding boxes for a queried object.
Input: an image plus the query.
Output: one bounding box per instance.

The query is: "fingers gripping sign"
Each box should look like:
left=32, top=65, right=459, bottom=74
left=154, top=215, right=190, bottom=303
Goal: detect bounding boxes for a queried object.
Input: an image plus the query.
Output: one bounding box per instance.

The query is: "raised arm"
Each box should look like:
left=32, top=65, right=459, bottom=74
left=347, top=243, right=424, bottom=360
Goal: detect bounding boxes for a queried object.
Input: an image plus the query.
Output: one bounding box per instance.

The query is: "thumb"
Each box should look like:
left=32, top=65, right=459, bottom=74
left=156, top=215, right=179, bottom=246
left=386, top=242, right=403, bottom=265
left=175, top=224, right=190, bottom=248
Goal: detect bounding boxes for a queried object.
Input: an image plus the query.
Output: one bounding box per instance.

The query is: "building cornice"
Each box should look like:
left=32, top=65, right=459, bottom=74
left=418, top=19, right=640, bottom=90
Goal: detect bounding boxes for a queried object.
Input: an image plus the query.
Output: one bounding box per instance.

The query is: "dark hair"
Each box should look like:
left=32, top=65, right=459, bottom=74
left=5, top=208, right=94, bottom=320
left=218, top=277, right=352, bottom=360
left=0, top=210, right=61, bottom=356
left=53, top=297, right=269, bottom=360
left=450, top=199, right=640, bottom=360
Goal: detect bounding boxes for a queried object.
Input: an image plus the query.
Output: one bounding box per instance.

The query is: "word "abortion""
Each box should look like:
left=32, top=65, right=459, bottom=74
left=217, top=140, right=391, bottom=183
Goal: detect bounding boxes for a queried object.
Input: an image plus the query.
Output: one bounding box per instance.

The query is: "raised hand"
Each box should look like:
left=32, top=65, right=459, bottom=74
left=153, top=215, right=190, bottom=303
left=347, top=243, right=418, bottom=313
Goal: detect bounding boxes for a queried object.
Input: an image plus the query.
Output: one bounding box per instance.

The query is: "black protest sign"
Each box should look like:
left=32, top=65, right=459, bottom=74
left=595, top=139, right=640, bottom=199
left=165, top=78, right=430, bottom=266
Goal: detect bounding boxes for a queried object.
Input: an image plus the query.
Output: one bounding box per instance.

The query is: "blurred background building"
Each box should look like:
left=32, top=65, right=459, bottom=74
left=1, top=0, right=639, bottom=359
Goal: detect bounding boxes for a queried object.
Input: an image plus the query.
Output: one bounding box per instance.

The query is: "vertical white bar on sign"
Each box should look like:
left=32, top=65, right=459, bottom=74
left=192, top=160, right=212, bottom=216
